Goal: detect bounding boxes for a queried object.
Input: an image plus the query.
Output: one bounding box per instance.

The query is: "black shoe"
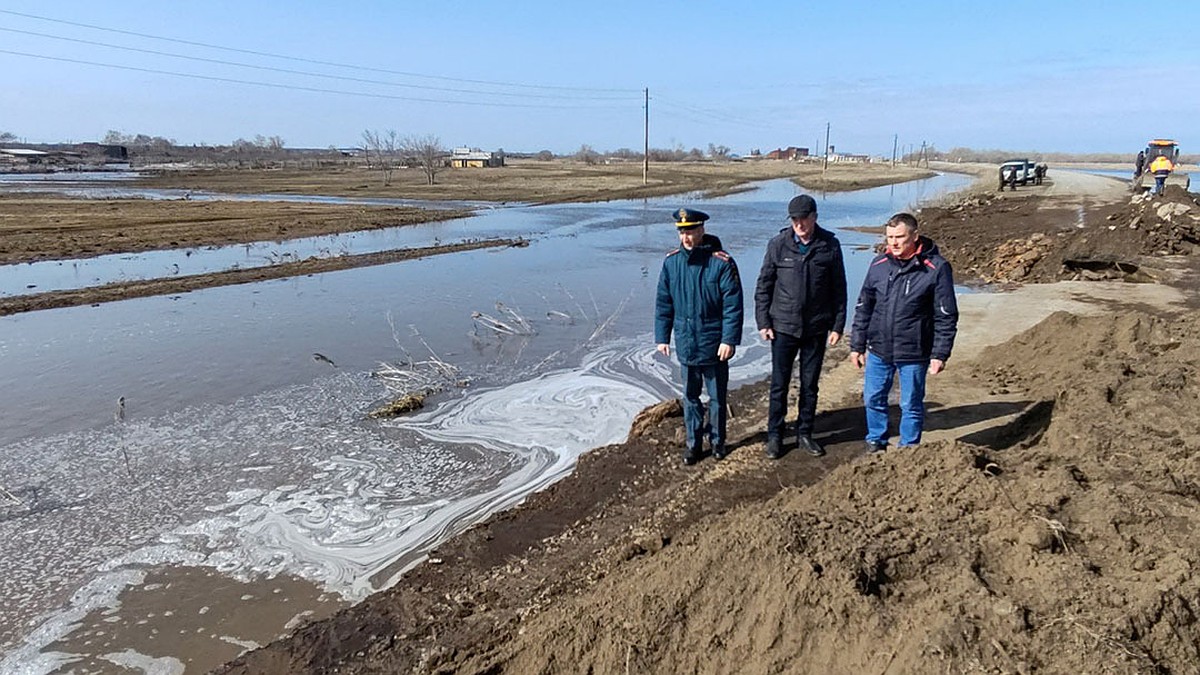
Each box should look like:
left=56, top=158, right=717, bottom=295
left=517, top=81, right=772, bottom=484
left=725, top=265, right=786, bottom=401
left=682, top=451, right=699, bottom=466
left=711, top=446, right=728, bottom=461
left=798, top=435, right=825, bottom=457
left=865, top=440, right=887, bottom=455
left=765, top=436, right=783, bottom=460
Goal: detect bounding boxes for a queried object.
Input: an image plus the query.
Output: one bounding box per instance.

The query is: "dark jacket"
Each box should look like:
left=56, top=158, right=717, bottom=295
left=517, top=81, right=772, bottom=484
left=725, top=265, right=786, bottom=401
left=754, top=225, right=847, bottom=338
left=655, top=234, right=744, bottom=366
left=849, top=236, right=958, bottom=363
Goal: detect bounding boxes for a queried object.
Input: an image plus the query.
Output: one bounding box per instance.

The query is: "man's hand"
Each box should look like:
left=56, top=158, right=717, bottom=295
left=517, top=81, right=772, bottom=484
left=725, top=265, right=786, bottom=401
left=656, top=343, right=670, bottom=357
left=849, top=351, right=865, bottom=369
left=718, top=343, right=735, bottom=361
left=828, top=331, right=841, bottom=346
left=759, top=328, right=775, bottom=341
left=929, top=359, right=946, bottom=375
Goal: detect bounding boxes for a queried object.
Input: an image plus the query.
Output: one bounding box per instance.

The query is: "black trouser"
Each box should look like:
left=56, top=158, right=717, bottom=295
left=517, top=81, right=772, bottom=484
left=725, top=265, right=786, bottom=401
left=767, top=331, right=827, bottom=439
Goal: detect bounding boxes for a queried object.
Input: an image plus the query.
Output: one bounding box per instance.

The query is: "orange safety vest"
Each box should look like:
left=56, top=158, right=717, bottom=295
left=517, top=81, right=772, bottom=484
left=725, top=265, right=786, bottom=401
left=1149, top=155, right=1174, bottom=174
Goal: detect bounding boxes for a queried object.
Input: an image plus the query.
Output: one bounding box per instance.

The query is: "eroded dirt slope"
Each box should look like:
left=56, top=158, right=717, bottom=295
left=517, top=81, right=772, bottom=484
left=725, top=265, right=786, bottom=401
left=920, top=185, right=1200, bottom=284
left=445, top=312, right=1200, bottom=675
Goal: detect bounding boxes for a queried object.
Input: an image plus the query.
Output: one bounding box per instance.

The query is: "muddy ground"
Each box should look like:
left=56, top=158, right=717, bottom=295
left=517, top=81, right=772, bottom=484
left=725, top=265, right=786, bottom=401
left=0, top=196, right=470, bottom=265
left=215, top=176, right=1200, bottom=673
left=136, top=159, right=936, bottom=205
left=918, top=184, right=1200, bottom=285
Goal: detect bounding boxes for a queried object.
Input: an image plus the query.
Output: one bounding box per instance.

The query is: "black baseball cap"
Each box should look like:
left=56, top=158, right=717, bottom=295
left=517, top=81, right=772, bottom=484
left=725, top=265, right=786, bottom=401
left=787, top=195, right=817, bottom=219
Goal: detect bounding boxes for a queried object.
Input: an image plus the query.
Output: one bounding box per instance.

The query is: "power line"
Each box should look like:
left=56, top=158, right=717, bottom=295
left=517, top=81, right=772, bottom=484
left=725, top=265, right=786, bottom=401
left=0, top=48, right=633, bottom=110
left=655, top=97, right=776, bottom=130
left=0, top=26, right=636, bottom=101
left=0, top=8, right=638, bottom=94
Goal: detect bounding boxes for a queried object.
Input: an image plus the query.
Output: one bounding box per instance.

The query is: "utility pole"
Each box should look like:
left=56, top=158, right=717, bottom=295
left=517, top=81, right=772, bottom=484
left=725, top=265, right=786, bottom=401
left=823, top=122, right=831, bottom=172
left=642, top=87, right=649, bottom=185
left=892, top=134, right=898, bottom=167
left=920, top=141, right=926, bottom=168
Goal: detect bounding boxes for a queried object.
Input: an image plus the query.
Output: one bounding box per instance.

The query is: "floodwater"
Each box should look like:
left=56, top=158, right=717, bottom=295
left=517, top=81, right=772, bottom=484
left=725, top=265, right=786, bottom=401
left=0, top=172, right=971, bottom=673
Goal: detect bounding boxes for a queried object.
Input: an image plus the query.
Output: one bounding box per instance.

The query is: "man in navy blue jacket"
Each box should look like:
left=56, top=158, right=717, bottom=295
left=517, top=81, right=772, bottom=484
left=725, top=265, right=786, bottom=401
left=655, top=208, right=744, bottom=465
left=755, top=194, right=847, bottom=459
left=849, top=212, right=958, bottom=452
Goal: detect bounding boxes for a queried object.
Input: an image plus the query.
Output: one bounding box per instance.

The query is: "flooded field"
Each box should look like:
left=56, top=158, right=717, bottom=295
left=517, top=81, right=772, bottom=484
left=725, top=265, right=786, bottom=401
left=0, top=173, right=970, bottom=672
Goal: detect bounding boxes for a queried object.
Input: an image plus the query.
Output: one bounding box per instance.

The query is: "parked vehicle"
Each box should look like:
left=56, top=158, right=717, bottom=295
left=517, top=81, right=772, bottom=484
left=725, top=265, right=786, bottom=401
left=999, top=159, right=1034, bottom=186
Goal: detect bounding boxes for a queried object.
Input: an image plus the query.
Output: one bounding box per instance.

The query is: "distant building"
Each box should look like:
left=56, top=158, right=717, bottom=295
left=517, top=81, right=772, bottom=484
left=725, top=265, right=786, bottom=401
left=765, top=146, right=809, bottom=160
left=826, top=146, right=870, bottom=163
left=449, top=147, right=504, bottom=168
left=0, top=148, right=78, bottom=166
left=78, top=143, right=129, bottom=161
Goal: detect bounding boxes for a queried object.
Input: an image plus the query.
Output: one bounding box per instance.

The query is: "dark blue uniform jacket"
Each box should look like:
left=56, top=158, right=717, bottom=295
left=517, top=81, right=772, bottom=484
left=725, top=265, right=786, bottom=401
left=849, top=236, right=958, bottom=363
left=754, top=225, right=847, bottom=338
left=655, top=234, right=744, bottom=366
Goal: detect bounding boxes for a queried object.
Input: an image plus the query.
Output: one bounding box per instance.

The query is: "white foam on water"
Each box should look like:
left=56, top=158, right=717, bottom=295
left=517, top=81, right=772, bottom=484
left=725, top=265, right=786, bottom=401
left=1, top=338, right=672, bottom=672
left=0, top=569, right=144, bottom=675
left=99, top=649, right=185, bottom=675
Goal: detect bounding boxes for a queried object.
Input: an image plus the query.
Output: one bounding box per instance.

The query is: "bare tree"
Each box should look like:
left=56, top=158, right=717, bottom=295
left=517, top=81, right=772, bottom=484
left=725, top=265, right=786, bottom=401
left=0, top=131, right=15, bottom=144
left=708, top=143, right=731, bottom=160
left=362, top=129, right=399, bottom=186
left=400, top=134, right=445, bottom=185
left=574, top=144, right=600, bottom=165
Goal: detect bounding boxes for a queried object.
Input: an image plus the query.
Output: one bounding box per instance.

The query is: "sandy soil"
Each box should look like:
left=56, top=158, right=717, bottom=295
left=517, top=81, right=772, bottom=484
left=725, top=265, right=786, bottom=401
left=214, top=172, right=1200, bottom=671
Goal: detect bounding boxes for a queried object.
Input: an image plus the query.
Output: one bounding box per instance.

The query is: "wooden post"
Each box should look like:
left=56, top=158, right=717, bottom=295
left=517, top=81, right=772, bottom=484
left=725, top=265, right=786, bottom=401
left=823, top=122, right=830, bottom=172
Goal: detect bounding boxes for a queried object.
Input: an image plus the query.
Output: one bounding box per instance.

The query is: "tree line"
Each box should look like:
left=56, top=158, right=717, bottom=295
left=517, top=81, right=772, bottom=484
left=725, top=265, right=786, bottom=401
left=5, top=130, right=1195, bottom=168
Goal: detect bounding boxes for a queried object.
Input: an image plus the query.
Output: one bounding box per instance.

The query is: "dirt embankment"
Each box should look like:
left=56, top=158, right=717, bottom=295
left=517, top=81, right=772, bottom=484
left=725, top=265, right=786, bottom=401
left=465, top=311, right=1200, bottom=675
left=216, top=171, right=1200, bottom=674
left=919, top=185, right=1200, bottom=285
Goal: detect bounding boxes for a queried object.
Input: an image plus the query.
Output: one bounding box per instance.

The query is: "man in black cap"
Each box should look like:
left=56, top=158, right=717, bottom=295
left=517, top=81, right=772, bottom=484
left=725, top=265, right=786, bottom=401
left=655, top=207, right=745, bottom=465
left=754, top=194, right=847, bottom=459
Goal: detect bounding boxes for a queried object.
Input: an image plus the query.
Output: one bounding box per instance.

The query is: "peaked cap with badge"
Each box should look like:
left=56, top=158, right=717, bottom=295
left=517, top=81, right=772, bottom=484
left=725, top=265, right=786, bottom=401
left=673, top=207, right=710, bottom=229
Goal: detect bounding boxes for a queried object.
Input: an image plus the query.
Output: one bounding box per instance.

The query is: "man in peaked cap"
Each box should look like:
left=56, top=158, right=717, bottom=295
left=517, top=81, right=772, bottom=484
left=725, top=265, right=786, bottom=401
left=655, top=207, right=745, bottom=465
left=755, top=194, right=847, bottom=460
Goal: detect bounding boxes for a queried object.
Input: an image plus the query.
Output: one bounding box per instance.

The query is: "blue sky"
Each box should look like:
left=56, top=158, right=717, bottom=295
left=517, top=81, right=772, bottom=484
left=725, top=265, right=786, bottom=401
left=2, top=1, right=1197, bottom=155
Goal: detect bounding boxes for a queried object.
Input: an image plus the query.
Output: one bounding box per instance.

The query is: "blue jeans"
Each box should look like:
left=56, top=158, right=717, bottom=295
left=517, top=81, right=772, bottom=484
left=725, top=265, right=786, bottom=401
left=863, top=352, right=928, bottom=446
left=680, top=361, right=729, bottom=454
